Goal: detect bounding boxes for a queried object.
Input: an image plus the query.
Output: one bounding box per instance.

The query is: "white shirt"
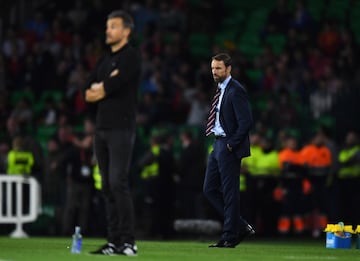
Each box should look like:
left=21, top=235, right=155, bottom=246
left=211, top=75, right=231, bottom=136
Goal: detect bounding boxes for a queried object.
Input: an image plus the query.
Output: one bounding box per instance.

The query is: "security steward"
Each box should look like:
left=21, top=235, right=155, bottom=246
left=6, top=136, right=34, bottom=175
left=337, top=131, right=360, bottom=225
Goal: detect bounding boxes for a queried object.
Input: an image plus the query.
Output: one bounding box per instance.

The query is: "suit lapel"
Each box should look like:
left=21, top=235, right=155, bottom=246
left=220, top=78, right=231, bottom=110
left=219, top=79, right=232, bottom=133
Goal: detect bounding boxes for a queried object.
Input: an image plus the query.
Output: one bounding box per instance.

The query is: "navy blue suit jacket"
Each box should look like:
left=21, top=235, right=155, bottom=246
left=219, top=78, right=253, bottom=159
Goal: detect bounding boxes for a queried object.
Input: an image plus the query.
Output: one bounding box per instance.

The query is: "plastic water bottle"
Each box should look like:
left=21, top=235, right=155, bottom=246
left=71, top=226, right=82, bottom=254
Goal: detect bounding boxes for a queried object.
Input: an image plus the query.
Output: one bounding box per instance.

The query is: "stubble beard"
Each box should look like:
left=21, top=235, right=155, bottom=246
left=106, top=36, right=122, bottom=47
left=213, top=75, right=225, bottom=83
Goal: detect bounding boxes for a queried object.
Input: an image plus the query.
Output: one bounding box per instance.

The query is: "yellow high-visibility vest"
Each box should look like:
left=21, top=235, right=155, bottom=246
left=7, top=150, right=34, bottom=175
left=338, top=146, right=360, bottom=178
left=93, top=164, right=102, bottom=190
left=252, top=150, right=280, bottom=176
left=141, top=145, right=160, bottom=179
left=239, top=173, right=246, bottom=192
left=242, top=145, right=264, bottom=176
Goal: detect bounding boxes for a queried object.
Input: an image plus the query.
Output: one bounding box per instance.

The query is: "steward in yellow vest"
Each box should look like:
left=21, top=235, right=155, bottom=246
left=93, top=163, right=102, bottom=190
left=140, top=144, right=160, bottom=180
left=138, top=135, right=161, bottom=206
left=338, top=134, right=360, bottom=179
left=246, top=137, right=280, bottom=235
left=6, top=137, right=34, bottom=175
left=337, top=131, right=360, bottom=225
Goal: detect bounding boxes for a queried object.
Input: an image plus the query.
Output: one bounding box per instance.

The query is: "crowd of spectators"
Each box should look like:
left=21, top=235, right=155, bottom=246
left=1, top=0, right=360, bottom=237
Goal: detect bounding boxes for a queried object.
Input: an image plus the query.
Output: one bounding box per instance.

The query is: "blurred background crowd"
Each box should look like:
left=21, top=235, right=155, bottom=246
left=1, top=0, right=360, bottom=239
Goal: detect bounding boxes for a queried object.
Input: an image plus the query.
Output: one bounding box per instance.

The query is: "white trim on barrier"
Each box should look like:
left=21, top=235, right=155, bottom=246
left=0, top=175, right=42, bottom=238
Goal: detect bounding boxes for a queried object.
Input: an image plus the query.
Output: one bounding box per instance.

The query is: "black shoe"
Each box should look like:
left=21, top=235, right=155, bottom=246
left=209, top=224, right=255, bottom=248
left=209, top=239, right=238, bottom=248
left=90, top=243, right=118, bottom=255
left=118, top=243, right=138, bottom=256
left=90, top=242, right=138, bottom=256
left=209, top=239, right=225, bottom=248
left=238, top=223, right=256, bottom=243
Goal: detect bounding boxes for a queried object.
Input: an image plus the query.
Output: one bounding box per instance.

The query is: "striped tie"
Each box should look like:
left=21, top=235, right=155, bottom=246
left=205, top=87, right=221, bottom=136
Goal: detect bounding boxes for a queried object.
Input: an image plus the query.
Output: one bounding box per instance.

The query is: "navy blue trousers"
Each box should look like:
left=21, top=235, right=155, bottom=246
left=203, top=138, right=248, bottom=241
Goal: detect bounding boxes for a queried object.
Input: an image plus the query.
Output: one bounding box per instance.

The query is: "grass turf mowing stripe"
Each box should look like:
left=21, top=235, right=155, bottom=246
left=0, top=237, right=359, bottom=261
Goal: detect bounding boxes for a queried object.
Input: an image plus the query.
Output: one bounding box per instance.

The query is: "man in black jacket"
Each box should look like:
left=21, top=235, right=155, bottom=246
left=84, top=10, right=140, bottom=256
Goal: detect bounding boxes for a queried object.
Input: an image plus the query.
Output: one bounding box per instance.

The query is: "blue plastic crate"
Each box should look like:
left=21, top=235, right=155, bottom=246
left=326, top=232, right=352, bottom=249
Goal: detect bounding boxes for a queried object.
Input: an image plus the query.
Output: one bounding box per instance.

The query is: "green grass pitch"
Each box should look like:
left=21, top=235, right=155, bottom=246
left=0, top=237, right=359, bottom=260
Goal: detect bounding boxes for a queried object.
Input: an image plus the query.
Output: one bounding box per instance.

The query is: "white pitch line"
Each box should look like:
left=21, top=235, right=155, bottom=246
left=283, top=256, right=337, bottom=260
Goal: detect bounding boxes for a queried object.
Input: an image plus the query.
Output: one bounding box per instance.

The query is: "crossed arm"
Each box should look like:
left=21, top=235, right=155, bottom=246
left=84, top=68, right=120, bottom=102
left=85, top=82, right=106, bottom=102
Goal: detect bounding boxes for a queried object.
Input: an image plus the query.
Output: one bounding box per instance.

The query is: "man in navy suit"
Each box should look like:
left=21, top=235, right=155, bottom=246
left=203, top=53, right=255, bottom=248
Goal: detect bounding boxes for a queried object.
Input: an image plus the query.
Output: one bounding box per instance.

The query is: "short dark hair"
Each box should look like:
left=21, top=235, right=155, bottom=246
left=212, top=53, right=232, bottom=67
left=107, top=10, right=134, bottom=31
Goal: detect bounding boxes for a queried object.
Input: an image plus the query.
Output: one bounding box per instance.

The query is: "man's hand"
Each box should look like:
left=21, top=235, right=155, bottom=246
left=90, top=82, right=102, bottom=90
left=227, top=143, right=233, bottom=152
left=110, top=69, right=119, bottom=77
left=85, top=82, right=106, bottom=102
